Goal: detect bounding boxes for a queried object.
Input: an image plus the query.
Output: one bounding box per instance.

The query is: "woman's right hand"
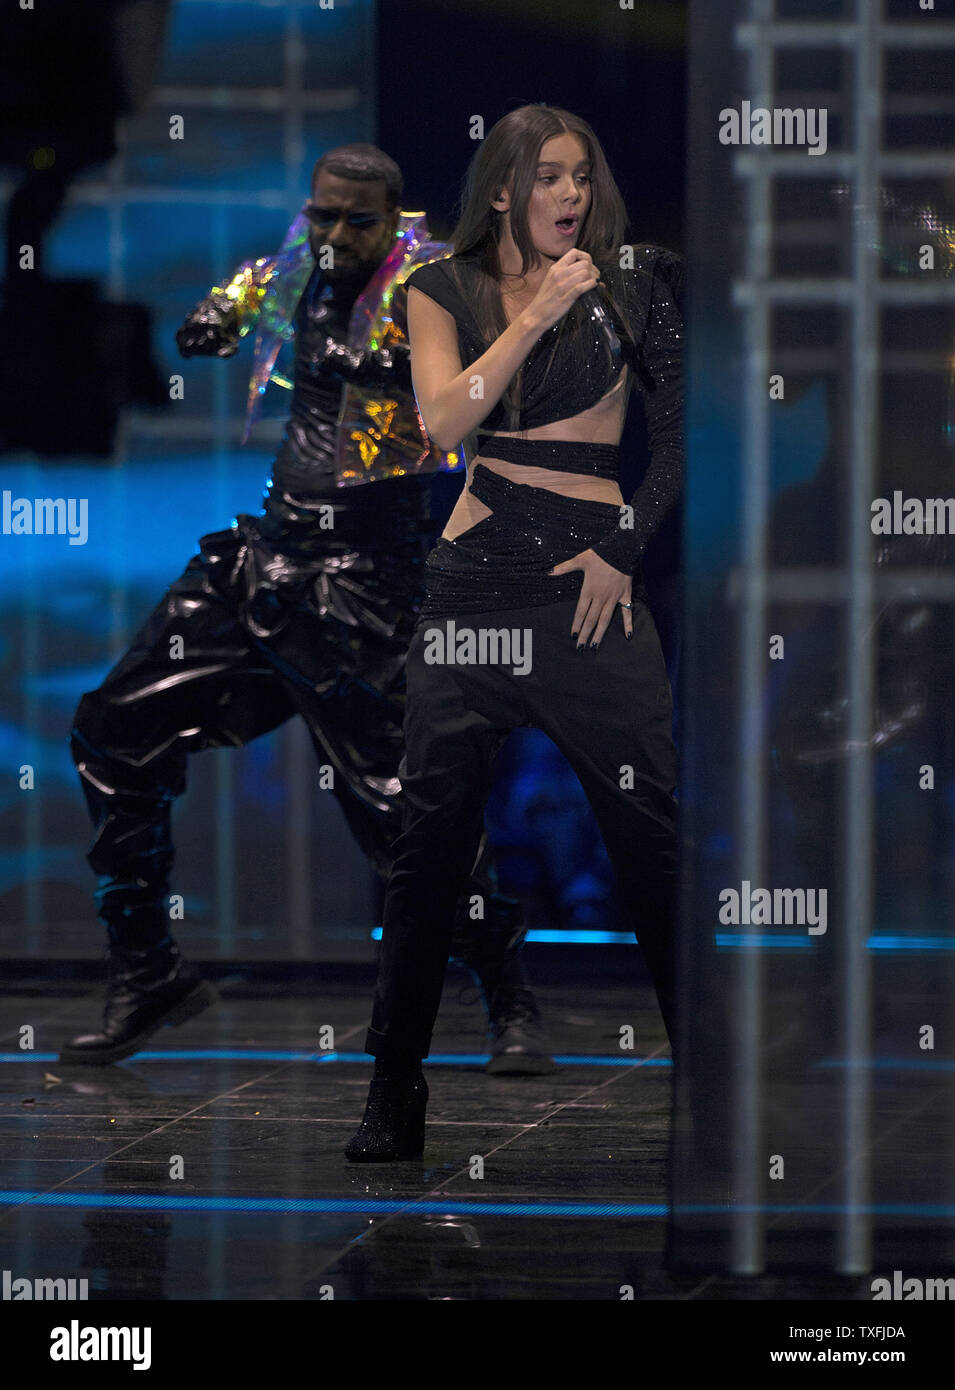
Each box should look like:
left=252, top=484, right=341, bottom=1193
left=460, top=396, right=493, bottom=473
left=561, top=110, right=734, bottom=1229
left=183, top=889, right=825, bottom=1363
left=521, top=249, right=601, bottom=334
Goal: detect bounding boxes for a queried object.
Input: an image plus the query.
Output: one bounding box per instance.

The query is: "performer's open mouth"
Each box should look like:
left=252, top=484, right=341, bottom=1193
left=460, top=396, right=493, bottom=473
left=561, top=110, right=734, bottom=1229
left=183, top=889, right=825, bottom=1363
left=555, top=215, right=579, bottom=236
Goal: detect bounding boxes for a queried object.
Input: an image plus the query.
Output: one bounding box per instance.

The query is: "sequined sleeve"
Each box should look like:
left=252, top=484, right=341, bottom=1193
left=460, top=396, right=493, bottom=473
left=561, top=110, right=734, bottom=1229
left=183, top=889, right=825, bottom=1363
left=208, top=255, right=278, bottom=335
left=591, top=251, right=684, bottom=576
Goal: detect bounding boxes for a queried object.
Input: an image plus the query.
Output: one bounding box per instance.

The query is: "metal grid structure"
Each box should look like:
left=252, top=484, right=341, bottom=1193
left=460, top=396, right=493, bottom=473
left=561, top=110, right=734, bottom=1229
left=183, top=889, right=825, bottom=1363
left=677, top=0, right=955, bottom=1272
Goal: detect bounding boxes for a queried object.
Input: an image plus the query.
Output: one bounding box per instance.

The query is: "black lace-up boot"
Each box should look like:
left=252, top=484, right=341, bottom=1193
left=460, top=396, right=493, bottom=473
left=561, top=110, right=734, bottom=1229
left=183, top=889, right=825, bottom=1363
left=59, top=884, right=218, bottom=1066
left=452, top=893, right=556, bottom=1075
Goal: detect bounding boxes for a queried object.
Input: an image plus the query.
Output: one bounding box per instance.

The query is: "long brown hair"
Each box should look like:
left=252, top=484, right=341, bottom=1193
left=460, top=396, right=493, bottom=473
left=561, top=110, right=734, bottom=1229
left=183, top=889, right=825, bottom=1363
left=448, top=104, right=638, bottom=428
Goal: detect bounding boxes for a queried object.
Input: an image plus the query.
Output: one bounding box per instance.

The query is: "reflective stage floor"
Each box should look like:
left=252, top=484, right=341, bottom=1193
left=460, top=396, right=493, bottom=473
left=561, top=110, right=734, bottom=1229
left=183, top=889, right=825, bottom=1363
left=1, top=954, right=879, bottom=1301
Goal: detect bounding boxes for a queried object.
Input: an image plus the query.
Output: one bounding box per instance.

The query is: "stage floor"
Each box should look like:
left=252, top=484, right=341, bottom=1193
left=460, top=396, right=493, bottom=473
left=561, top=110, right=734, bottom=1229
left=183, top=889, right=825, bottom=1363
left=1, top=958, right=874, bottom=1301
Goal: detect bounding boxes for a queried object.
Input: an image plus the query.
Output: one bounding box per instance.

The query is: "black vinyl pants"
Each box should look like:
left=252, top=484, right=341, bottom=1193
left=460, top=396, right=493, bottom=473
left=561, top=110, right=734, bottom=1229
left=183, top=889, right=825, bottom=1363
left=70, top=488, right=508, bottom=948
left=366, top=594, right=678, bottom=1059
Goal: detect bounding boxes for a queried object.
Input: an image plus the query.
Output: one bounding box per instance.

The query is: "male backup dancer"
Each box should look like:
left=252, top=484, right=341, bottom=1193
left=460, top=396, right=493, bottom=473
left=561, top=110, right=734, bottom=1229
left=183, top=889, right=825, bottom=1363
left=62, top=144, right=553, bottom=1074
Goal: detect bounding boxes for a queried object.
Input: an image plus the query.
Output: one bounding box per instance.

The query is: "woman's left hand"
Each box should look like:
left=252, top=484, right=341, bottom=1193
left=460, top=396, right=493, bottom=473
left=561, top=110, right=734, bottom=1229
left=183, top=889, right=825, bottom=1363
left=548, top=549, right=633, bottom=648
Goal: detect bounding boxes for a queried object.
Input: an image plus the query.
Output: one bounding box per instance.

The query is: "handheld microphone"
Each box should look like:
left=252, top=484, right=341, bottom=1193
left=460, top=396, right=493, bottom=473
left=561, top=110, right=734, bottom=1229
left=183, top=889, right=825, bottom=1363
left=578, top=288, right=622, bottom=367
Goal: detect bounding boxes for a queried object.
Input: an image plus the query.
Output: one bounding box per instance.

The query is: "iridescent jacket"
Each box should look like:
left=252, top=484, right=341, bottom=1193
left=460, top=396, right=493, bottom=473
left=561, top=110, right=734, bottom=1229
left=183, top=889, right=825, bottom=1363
left=213, top=209, right=460, bottom=487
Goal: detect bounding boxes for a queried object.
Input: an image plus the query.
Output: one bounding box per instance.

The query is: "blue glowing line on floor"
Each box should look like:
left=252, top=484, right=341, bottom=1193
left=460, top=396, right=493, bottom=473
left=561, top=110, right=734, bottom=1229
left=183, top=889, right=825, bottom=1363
left=672, top=1204, right=955, bottom=1216
left=1, top=1191, right=953, bottom=1219
left=817, top=1057, right=955, bottom=1071
left=16, top=1050, right=955, bottom=1071
left=370, top=927, right=634, bottom=944
left=715, top=934, right=813, bottom=949
left=867, top=935, right=955, bottom=951
left=0, top=1191, right=663, bottom=1216
left=714, top=933, right=955, bottom=952
left=0, top=1050, right=670, bottom=1067
left=365, top=926, right=955, bottom=950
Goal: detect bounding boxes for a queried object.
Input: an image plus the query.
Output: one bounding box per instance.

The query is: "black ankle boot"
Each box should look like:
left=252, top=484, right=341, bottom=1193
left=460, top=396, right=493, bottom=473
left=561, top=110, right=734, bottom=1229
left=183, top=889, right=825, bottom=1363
left=59, top=940, right=218, bottom=1066
left=344, top=1064, right=428, bottom=1162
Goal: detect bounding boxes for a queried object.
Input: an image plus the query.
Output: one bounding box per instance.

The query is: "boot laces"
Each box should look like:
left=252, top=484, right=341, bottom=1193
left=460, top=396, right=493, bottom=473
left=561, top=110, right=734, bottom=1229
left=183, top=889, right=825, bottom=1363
left=494, top=986, right=539, bottom=1029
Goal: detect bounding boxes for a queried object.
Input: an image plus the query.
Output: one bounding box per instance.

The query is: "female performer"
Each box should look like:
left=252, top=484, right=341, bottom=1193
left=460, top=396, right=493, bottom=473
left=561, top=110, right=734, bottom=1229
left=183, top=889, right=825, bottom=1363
left=345, top=104, right=683, bottom=1160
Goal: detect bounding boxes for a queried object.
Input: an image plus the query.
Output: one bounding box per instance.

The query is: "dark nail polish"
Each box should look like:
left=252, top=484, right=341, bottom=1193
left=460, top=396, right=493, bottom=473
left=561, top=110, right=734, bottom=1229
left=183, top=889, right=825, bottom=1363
left=591, top=641, right=599, bottom=649
left=626, top=631, right=633, bottom=640
left=571, top=631, right=578, bottom=639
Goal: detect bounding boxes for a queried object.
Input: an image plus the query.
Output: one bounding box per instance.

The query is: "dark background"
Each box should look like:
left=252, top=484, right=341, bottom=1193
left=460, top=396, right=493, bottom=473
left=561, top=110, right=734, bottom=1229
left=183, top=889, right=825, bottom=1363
left=377, top=0, right=686, bottom=246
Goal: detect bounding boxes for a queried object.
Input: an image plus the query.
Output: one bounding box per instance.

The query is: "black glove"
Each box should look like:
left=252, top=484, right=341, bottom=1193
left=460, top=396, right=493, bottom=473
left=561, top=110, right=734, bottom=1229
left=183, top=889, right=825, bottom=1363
left=176, top=296, right=241, bottom=358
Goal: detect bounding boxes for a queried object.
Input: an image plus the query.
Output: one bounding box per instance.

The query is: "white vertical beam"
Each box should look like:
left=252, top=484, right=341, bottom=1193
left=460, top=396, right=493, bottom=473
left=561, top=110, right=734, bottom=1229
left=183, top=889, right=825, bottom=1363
left=731, top=0, right=774, bottom=1276
left=838, top=0, right=881, bottom=1274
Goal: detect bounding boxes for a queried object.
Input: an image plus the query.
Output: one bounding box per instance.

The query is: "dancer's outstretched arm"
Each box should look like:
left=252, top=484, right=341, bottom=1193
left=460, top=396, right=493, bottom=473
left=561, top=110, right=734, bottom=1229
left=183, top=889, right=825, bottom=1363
left=175, top=253, right=278, bottom=359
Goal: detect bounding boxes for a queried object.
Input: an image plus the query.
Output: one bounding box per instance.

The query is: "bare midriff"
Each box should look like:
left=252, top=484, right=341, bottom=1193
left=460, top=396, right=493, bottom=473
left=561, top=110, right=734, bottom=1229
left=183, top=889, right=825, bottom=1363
left=441, top=366, right=630, bottom=543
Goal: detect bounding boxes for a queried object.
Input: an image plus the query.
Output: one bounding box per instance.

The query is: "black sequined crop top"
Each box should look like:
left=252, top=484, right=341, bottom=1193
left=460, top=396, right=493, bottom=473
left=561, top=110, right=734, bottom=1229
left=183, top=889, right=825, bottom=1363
left=404, top=245, right=684, bottom=575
